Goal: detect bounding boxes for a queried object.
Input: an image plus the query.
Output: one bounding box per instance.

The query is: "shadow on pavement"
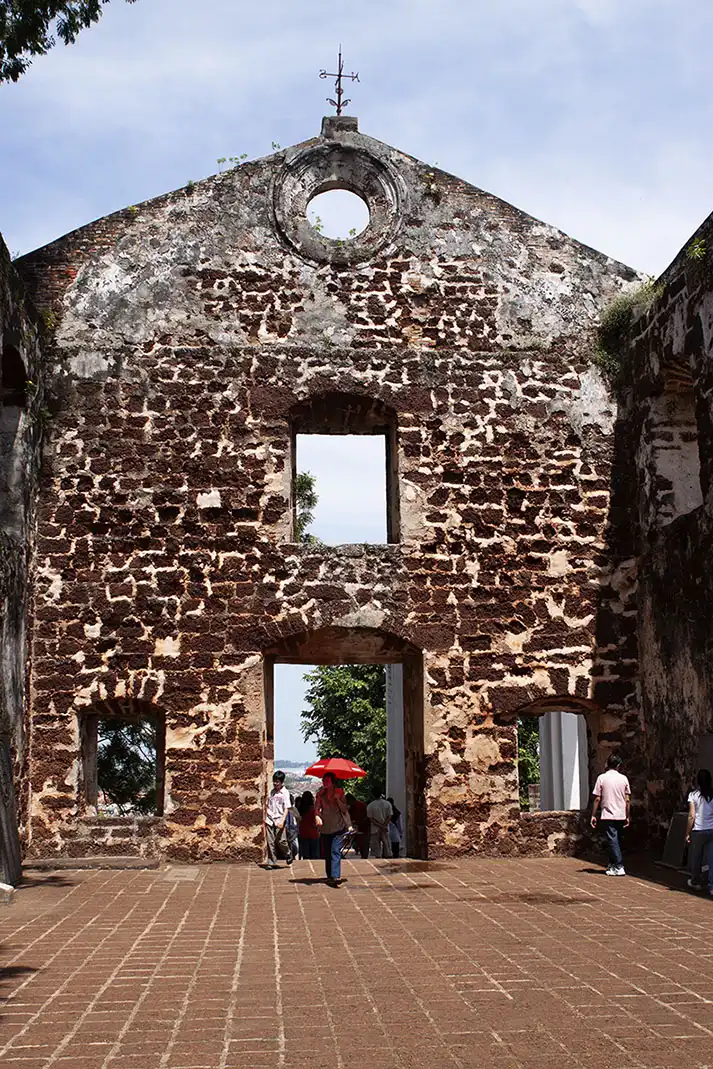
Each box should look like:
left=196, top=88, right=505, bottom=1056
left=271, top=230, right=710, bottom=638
left=0, top=952, right=38, bottom=1010
left=19, top=873, right=75, bottom=889
left=476, top=892, right=600, bottom=905
left=577, top=854, right=697, bottom=897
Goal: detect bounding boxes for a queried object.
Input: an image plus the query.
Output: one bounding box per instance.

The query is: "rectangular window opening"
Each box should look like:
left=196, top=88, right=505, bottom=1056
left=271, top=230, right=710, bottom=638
left=83, top=715, right=165, bottom=817
left=519, top=711, right=589, bottom=812
left=293, top=432, right=398, bottom=544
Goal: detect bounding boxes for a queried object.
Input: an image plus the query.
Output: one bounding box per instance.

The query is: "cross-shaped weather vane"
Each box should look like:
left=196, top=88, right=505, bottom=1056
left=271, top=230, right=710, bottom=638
left=319, top=46, right=359, bottom=116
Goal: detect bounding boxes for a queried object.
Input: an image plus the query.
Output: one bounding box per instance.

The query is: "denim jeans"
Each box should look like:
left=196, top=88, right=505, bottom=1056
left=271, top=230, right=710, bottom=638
left=689, top=829, right=713, bottom=888
left=320, top=831, right=345, bottom=880
left=601, top=819, right=625, bottom=867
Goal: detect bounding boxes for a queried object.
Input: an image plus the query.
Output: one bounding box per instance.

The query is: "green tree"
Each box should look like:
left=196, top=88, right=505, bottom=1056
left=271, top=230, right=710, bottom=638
left=517, top=716, right=540, bottom=810
left=295, top=470, right=318, bottom=542
left=96, top=717, right=157, bottom=815
left=1, top=1, right=137, bottom=83
left=301, top=665, right=386, bottom=802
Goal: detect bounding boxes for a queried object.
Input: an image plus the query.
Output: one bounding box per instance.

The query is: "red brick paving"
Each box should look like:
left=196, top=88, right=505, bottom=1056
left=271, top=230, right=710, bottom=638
left=1, top=858, right=713, bottom=1068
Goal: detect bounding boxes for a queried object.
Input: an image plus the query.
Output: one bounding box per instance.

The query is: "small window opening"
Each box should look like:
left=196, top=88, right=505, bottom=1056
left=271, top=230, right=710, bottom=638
left=1, top=345, right=27, bottom=407
left=296, top=434, right=387, bottom=543
left=82, top=707, right=165, bottom=816
left=290, top=393, right=400, bottom=544
left=307, top=189, right=370, bottom=239
left=97, top=717, right=158, bottom=815
left=650, top=378, right=703, bottom=525
left=519, top=710, right=588, bottom=812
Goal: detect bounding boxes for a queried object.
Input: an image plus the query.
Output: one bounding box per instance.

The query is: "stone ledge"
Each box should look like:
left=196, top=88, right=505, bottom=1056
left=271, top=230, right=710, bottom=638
left=0, top=882, right=15, bottom=904
left=23, top=856, right=161, bottom=871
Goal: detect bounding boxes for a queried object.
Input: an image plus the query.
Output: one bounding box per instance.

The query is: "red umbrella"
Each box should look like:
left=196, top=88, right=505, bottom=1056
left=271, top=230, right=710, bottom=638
left=304, top=757, right=367, bottom=780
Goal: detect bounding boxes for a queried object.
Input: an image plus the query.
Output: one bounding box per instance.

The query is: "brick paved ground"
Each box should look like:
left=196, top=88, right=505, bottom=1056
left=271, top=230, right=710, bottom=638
left=1, top=857, right=713, bottom=1069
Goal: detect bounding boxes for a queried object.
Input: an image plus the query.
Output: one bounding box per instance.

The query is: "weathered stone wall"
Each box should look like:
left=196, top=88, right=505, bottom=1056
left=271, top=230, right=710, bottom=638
left=625, top=212, right=713, bottom=839
left=0, top=236, right=45, bottom=880
left=17, top=117, right=641, bottom=861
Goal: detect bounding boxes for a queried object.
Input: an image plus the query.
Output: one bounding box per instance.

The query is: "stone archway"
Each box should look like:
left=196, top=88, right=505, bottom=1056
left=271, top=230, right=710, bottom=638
left=262, top=626, right=427, bottom=858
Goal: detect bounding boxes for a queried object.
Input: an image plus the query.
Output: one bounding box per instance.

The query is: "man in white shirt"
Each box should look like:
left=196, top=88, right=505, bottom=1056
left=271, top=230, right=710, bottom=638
left=366, top=790, right=393, bottom=858
left=590, top=754, right=631, bottom=876
left=265, top=770, right=291, bottom=869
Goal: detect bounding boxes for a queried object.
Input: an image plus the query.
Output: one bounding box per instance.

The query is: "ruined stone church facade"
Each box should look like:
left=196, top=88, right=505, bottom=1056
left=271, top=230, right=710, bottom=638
left=2, top=114, right=710, bottom=872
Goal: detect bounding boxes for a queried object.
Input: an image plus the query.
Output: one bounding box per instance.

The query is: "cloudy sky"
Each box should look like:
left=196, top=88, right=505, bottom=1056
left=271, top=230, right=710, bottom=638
left=2, top=0, right=711, bottom=760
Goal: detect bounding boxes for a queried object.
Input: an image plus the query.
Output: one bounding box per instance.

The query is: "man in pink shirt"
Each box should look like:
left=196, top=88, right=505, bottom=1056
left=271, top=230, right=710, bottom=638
left=590, top=754, right=631, bottom=876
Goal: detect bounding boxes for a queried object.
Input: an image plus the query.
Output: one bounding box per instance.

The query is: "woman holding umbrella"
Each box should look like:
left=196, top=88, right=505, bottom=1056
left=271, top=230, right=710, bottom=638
left=314, top=772, right=352, bottom=886
left=310, top=761, right=362, bottom=887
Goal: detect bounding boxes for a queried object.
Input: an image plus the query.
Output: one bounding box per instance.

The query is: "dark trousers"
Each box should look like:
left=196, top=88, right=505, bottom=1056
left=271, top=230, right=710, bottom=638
left=689, top=829, right=713, bottom=888
left=601, top=819, right=625, bottom=867
left=298, top=835, right=320, bottom=860
left=320, top=831, right=345, bottom=880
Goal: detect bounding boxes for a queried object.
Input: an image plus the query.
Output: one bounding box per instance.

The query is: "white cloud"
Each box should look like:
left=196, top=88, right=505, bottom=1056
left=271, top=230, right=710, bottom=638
left=3, top=0, right=711, bottom=268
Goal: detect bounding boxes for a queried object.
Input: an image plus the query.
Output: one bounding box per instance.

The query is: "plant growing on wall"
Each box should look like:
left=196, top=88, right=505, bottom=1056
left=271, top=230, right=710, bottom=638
left=687, top=237, right=706, bottom=262
left=685, top=237, right=709, bottom=286
left=593, top=278, right=664, bottom=385
left=217, top=154, right=248, bottom=171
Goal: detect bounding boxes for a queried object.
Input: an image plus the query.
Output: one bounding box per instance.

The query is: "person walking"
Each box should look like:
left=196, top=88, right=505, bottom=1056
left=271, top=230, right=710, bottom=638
left=590, top=754, right=631, bottom=876
left=264, top=770, right=292, bottom=869
left=314, top=772, right=352, bottom=887
left=297, top=790, right=320, bottom=860
left=387, top=797, right=403, bottom=859
left=686, top=769, right=713, bottom=892
left=366, top=789, right=393, bottom=859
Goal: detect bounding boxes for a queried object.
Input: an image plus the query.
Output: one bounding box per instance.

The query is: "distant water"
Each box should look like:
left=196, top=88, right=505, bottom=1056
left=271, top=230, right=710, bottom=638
left=275, top=762, right=315, bottom=775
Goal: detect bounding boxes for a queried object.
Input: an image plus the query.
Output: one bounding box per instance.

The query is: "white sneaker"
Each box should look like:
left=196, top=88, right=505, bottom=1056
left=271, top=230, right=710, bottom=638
left=614, top=866, right=626, bottom=876
left=605, top=867, right=617, bottom=876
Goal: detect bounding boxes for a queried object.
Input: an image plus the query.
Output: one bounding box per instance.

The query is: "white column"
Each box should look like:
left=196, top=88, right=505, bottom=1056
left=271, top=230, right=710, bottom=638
left=539, top=711, right=588, bottom=811
left=539, top=712, right=557, bottom=811
left=385, top=664, right=406, bottom=851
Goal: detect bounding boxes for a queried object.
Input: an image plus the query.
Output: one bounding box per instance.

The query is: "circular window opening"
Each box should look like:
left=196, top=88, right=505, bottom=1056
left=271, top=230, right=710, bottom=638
left=307, top=189, right=370, bottom=240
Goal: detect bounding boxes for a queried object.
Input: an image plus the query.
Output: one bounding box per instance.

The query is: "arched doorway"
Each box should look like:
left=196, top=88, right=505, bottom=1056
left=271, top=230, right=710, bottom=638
left=262, top=626, right=426, bottom=858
